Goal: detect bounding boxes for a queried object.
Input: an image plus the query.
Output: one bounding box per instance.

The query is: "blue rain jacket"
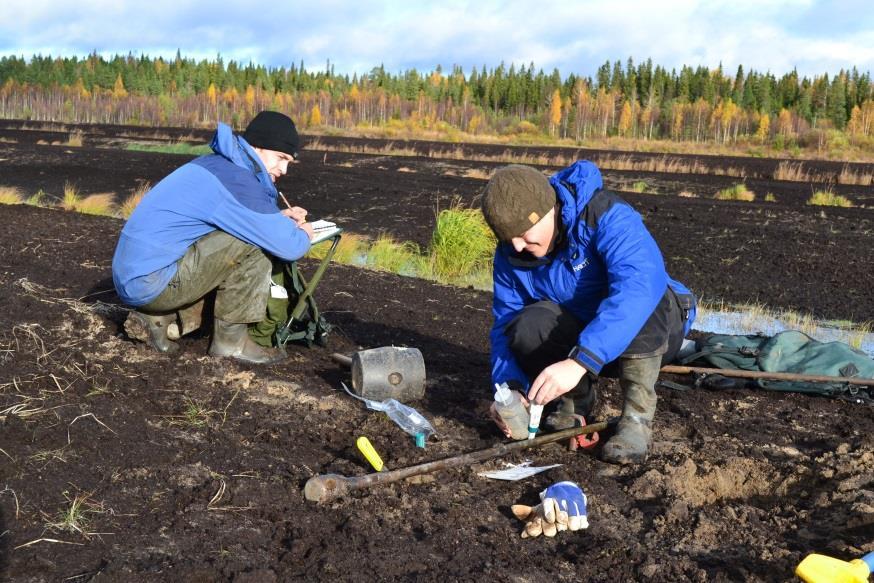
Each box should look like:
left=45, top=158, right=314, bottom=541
left=112, top=123, right=310, bottom=306
left=490, top=161, right=696, bottom=387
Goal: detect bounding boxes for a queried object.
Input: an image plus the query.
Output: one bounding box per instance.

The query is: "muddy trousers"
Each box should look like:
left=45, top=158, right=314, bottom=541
left=141, top=231, right=271, bottom=324
left=503, top=299, right=685, bottom=423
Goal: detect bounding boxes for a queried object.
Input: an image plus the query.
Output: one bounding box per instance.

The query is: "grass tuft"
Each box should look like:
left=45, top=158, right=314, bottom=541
left=630, top=181, right=648, bottom=193
left=764, top=193, right=777, bottom=202
left=807, top=189, right=853, bottom=207
left=44, top=491, right=103, bottom=538
left=65, top=131, right=84, bottom=147
left=126, top=142, right=212, bottom=156
left=120, top=182, right=151, bottom=219
left=26, top=189, right=49, bottom=206
left=366, top=235, right=422, bottom=274
left=429, top=203, right=496, bottom=282
left=773, top=161, right=809, bottom=182
left=0, top=186, right=24, bottom=205
left=307, top=232, right=367, bottom=264
left=715, top=183, right=756, bottom=202
left=61, top=183, right=116, bottom=216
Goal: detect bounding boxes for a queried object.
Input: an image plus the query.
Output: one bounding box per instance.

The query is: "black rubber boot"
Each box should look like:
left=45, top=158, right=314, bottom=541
left=208, top=319, right=283, bottom=365
left=601, top=356, right=660, bottom=465
left=545, top=376, right=598, bottom=430
left=124, top=311, right=180, bottom=354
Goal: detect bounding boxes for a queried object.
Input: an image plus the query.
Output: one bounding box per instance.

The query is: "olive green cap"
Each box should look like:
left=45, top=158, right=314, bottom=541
left=481, top=165, right=556, bottom=241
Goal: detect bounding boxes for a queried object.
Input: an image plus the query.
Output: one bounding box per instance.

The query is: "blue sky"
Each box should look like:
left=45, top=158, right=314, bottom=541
left=2, top=0, right=873, bottom=79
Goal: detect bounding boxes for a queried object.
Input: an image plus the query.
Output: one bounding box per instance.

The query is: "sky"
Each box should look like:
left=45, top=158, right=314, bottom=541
left=2, top=0, right=873, bottom=80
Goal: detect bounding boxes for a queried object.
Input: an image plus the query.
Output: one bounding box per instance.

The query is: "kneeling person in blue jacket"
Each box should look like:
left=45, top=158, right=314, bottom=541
left=112, top=111, right=313, bottom=364
left=482, top=163, right=696, bottom=464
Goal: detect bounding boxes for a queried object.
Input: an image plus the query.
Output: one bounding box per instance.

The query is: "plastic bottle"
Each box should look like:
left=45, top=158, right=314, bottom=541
left=494, top=383, right=530, bottom=440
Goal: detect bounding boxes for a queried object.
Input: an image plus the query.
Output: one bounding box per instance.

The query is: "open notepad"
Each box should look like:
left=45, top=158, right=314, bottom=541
left=309, top=219, right=342, bottom=244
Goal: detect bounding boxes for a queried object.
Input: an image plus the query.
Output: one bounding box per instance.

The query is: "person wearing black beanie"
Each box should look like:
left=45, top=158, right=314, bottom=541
left=243, top=111, right=300, bottom=159
left=113, top=110, right=314, bottom=365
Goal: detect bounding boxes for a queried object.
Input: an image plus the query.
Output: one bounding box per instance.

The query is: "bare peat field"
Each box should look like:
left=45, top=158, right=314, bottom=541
left=0, top=123, right=872, bottom=581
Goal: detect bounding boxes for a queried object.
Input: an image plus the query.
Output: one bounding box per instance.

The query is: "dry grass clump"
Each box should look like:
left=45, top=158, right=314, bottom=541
left=773, top=161, right=810, bottom=182
left=0, top=186, right=24, bottom=205
left=807, top=190, right=854, bottom=207
left=65, top=131, right=84, bottom=147
left=764, top=193, right=777, bottom=202
left=120, top=182, right=151, bottom=219
left=715, top=184, right=756, bottom=202
left=61, top=183, right=117, bottom=216
left=678, top=190, right=698, bottom=198
left=463, top=168, right=493, bottom=180
left=837, top=165, right=873, bottom=186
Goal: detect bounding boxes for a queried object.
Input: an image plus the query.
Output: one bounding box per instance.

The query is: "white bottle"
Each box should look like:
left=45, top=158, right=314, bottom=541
left=494, top=383, right=530, bottom=441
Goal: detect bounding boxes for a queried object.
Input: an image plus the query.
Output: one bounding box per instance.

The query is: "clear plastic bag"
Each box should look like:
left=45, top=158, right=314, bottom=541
left=342, top=382, right=436, bottom=440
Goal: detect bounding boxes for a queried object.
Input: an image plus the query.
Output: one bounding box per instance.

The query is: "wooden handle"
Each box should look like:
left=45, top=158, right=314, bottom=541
left=661, top=364, right=874, bottom=386
left=331, top=353, right=353, bottom=368
left=304, top=420, right=612, bottom=503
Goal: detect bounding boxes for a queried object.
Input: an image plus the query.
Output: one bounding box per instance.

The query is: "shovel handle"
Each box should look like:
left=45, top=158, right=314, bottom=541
left=332, top=353, right=353, bottom=368
left=304, top=420, right=613, bottom=503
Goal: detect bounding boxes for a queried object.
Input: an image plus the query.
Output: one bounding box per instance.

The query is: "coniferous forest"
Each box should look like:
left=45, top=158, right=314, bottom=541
left=1, top=52, right=873, bottom=151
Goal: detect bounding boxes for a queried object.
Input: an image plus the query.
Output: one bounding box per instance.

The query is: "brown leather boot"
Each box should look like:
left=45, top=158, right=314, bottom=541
left=124, top=311, right=180, bottom=354
left=208, top=319, right=283, bottom=365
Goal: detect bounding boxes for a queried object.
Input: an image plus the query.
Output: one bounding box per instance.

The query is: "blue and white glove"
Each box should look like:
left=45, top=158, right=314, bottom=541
left=511, top=481, right=588, bottom=538
left=541, top=481, right=588, bottom=532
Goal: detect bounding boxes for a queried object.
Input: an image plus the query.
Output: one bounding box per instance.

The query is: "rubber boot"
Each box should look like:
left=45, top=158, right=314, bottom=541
left=167, top=299, right=204, bottom=341
left=209, top=319, right=284, bottom=365
left=545, top=376, right=598, bottom=430
left=124, top=311, right=180, bottom=354
left=601, top=356, right=661, bottom=465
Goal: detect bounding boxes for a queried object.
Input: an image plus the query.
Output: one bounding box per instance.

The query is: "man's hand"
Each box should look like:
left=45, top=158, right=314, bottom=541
left=527, top=359, right=587, bottom=405
left=300, top=222, right=314, bottom=240
left=489, top=392, right=529, bottom=438
left=281, top=206, right=308, bottom=225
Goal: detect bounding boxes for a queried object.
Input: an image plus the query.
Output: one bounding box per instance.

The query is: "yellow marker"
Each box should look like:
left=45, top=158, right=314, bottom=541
left=796, top=552, right=873, bottom=583
left=356, top=436, right=385, bottom=472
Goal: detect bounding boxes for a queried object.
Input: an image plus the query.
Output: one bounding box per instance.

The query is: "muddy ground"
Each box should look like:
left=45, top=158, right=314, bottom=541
left=0, top=124, right=873, bottom=582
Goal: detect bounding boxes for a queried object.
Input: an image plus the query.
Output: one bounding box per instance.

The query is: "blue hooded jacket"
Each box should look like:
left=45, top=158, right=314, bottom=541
left=112, top=123, right=311, bottom=306
left=490, top=161, right=696, bottom=387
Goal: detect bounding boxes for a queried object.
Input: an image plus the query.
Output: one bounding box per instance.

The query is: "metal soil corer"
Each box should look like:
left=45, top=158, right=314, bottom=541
left=332, top=346, right=426, bottom=402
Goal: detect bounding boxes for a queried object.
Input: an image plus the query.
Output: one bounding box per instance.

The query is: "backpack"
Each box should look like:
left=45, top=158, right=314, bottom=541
left=680, top=331, right=874, bottom=403
left=248, top=259, right=332, bottom=348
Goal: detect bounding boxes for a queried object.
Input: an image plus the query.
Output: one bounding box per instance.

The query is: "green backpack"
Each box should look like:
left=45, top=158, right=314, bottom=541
left=680, top=330, right=874, bottom=403
left=248, top=259, right=332, bottom=348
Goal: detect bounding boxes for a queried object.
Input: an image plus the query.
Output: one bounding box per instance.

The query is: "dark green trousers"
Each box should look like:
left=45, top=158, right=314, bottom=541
left=142, top=231, right=271, bottom=324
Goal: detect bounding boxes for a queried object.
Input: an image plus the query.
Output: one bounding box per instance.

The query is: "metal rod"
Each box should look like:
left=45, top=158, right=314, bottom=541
left=304, top=421, right=611, bottom=503
left=661, top=364, right=874, bottom=386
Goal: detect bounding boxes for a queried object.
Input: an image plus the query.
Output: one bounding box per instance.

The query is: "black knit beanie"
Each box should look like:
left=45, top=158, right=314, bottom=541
left=242, top=111, right=300, bottom=159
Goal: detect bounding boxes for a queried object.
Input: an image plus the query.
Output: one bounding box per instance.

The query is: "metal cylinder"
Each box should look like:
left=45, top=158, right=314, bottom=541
left=351, top=346, right=426, bottom=402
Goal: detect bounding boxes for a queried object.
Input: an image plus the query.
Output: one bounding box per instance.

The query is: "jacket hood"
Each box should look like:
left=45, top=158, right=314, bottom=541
left=549, top=161, right=603, bottom=234
left=209, top=122, right=277, bottom=193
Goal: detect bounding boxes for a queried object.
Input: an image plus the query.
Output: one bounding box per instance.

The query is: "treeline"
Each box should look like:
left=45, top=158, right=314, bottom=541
left=1, top=52, right=873, bottom=148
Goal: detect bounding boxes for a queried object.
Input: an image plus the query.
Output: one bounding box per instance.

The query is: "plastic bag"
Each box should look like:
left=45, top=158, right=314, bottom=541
left=342, top=382, right=436, bottom=440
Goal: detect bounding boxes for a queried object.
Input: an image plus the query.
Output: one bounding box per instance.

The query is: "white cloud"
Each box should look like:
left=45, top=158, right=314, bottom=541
left=0, top=0, right=872, bottom=78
